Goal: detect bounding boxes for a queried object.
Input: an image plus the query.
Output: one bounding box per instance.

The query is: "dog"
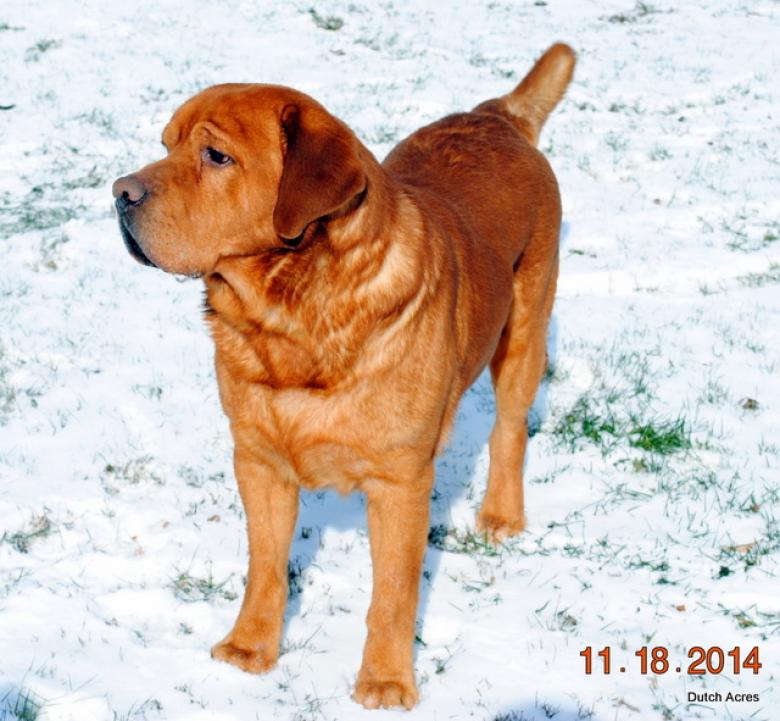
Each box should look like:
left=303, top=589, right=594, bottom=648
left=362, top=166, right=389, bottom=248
left=112, top=42, right=575, bottom=709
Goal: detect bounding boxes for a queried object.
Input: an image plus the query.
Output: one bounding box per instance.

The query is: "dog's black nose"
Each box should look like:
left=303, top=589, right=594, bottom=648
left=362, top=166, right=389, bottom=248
left=112, top=175, right=148, bottom=209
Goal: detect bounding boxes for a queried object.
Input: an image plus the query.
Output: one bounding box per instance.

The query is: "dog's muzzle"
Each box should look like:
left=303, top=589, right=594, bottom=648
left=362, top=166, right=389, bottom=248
left=112, top=175, right=157, bottom=268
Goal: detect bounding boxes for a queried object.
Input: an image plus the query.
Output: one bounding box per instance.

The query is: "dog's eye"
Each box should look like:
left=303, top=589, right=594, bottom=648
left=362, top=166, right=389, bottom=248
left=203, top=147, right=233, bottom=167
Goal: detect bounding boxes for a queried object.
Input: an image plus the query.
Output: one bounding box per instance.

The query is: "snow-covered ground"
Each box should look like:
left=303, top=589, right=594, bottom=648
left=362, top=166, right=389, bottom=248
left=1, top=1, right=778, bottom=720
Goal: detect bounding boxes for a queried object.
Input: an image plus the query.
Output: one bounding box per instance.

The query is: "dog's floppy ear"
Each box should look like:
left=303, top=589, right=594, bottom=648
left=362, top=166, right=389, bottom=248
left=273, top=103, right=366, bottom=242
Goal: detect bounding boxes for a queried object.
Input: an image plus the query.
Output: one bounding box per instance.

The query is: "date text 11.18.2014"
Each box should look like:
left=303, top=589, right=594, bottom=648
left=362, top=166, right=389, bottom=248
left=579, top=646, right=761, bottom=675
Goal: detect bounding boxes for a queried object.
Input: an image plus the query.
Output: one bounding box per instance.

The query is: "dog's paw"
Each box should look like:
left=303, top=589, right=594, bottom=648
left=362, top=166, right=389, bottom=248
left=352, top=678, right=419, bottom=710
left=476, top=512, right=526, bottom=543
left=211, top=638, right=277, bottom=674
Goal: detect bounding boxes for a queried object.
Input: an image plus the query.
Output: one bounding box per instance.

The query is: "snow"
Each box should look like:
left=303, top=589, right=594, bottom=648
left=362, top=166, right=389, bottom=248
left=1, top=1, right=778, bottom=720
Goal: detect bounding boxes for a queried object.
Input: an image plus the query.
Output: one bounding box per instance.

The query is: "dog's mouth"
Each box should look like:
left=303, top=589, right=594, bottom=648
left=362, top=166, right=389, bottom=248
left=117, top=212, right=157, bottom=268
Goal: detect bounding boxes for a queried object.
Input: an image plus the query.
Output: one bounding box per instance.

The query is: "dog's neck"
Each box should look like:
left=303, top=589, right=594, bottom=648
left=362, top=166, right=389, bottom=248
left=202, top=173, right=434, bottom=390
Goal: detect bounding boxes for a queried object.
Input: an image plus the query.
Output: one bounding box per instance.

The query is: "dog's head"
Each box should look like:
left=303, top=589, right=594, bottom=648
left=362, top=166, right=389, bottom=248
left=113, top=84, right=367, bottom=276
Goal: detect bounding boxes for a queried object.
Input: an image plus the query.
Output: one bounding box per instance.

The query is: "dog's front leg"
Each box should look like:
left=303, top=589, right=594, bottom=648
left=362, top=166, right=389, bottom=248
left=353, top=473, right=432, bottom=709
left=211, top=446, right=299, bottom=673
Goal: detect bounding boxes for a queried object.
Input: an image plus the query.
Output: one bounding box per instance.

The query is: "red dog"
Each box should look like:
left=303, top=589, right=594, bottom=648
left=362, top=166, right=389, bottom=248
left=113, top=43, right=575, bottom=709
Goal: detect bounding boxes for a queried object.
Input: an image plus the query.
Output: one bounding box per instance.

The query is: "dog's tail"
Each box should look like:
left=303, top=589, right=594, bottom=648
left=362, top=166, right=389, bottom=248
left=501, top=43, right=576, bottom=146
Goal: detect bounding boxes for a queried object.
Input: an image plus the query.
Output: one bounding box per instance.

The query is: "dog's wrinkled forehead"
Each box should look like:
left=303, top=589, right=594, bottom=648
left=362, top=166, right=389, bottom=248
left=161, top=84, right=314, bottom=153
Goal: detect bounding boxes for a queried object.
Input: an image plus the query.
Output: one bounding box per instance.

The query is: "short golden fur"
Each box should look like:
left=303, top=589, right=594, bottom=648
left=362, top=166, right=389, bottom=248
left=113, top=43, right=575, bottom=709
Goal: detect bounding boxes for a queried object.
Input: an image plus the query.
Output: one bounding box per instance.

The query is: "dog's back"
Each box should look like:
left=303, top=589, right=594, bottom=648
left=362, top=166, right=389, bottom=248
left=384, top=43, right=575, bottom=271
left=383, top=44, right=575, bottom=395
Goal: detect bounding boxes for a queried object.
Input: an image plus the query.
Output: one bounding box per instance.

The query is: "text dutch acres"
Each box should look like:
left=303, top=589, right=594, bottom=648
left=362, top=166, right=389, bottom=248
left=688, top=692, right=759, bottom=703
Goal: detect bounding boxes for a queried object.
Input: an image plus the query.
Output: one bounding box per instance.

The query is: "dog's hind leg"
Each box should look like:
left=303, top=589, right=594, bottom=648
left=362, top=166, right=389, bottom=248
left=477, top=226, right=559, bottom=542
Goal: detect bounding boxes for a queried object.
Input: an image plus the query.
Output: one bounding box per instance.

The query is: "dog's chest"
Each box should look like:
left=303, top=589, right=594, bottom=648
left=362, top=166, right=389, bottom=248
left=208, top=272, right=453, bottom=492
left=239, top=383, right=425, bottom=493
